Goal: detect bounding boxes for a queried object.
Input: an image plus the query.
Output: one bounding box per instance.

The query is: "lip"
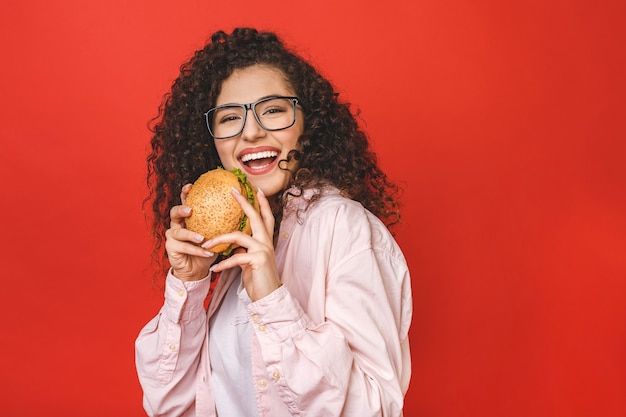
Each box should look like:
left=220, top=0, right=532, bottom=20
left=237, top=146, right=281, bottom=176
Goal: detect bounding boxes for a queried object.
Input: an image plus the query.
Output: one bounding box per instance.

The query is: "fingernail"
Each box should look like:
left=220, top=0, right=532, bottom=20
left=194, top=234, right=204, bottom=242
left=231, top=186, right=241, bottom=195
left=201, top=240, right=212, bottom=248
left=257, top=187, right=264, bottom=196
left=203, top=250, right=214, bottom=257
left=182, top=207, right=192, bottom=214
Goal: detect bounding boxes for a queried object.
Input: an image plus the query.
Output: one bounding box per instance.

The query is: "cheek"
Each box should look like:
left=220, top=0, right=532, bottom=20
left=214, top=143, right=234, bottom=169
left=287, top=124, right=304, bottom=151
left=282, top=136, right=302, bottom=169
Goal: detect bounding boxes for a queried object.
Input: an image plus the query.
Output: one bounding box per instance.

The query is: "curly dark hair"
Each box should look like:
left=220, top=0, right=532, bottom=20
left=145, top=27, right=401, bottom=272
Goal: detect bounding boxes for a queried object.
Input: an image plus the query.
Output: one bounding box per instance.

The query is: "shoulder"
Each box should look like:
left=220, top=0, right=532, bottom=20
left=312, top=188, right=366, bottom=217
left=285, top=187, right=403, bottom=259
left=284, top=186, right=370, bottom=226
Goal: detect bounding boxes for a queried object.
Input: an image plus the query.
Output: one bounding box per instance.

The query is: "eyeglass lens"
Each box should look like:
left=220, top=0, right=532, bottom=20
left=208, top=97, right=296, bottom=139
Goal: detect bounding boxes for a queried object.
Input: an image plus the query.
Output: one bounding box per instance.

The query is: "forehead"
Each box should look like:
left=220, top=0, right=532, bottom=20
left=216, top=65, right=294, bottom=105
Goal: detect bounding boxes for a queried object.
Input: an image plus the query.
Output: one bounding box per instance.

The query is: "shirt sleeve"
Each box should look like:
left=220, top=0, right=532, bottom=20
left=247, top=199, right=413, bottom=416
left=135, top=270, right=212, bottom=417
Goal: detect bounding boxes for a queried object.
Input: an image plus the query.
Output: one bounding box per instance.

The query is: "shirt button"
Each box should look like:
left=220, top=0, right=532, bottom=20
left=251, top=315, right=260, bottom=323
left=169, top=344, right=177, bottom=351
left=177, top=289, right=185, bottom=297
left=258, top=325, right=266, bottom=333
left=272, top=371, right=281, bottom=379
left=257, top=379, right=267, bottom=388
left=282, top=232, right=289, bottom=239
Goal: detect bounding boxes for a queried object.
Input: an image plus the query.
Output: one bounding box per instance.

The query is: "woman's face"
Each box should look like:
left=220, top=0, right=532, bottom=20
left=212, top=65, right=304, bottom=199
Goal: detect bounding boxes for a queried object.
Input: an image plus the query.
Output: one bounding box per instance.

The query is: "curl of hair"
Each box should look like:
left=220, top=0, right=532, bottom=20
left=145, top=28, right=401, bottom=274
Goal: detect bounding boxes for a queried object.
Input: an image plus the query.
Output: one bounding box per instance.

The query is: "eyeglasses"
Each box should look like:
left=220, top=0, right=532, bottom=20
left=204, top=96, right=299, bottom=139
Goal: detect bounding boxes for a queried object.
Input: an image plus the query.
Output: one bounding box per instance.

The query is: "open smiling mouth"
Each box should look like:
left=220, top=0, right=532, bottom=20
left=241, top=150, right=278, bottom=170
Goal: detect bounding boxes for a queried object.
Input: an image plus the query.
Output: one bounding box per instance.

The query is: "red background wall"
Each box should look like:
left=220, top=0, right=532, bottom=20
left=1, top=0, right=625, bottom=416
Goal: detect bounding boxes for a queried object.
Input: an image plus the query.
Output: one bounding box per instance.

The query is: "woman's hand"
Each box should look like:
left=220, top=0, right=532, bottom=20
left=165, top=183, right=218, bottom=282
left=205, top=187, right=281, bottom=302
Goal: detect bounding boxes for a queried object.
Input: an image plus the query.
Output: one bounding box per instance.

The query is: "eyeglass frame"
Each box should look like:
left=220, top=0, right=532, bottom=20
left=204, top=96, right=300, bottom=139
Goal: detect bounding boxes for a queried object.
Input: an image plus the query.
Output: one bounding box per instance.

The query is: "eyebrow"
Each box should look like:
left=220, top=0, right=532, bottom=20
left=216, top=94, right=291, bottom=107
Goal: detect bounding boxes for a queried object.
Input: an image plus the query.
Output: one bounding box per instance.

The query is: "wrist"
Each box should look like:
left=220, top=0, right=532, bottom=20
left=172, top=268, right=210, bottom=282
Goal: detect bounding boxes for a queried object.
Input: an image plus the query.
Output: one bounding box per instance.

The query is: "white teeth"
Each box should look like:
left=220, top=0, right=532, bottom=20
left=241, top=151, right=278, bottom=162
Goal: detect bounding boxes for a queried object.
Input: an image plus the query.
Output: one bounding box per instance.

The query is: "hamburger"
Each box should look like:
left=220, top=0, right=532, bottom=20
left=185, top=167, right=259, bottom=256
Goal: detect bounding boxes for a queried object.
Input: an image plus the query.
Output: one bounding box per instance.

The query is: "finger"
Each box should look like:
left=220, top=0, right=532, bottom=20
left=169, top=241, right=215, bottom=259
left=180, top=183, right=193, bottom=205
left=209, top=251, right=256, bottom=273
left=201, top=231, right=260, bottom=254
left=231, top=187, right=271, bottom=241
left=209, top=249, right=281, bottom=301
left=165, top=232, right=215, bottom=258
left=256, top=187, right=275, bottom=237
left=167, top=226, right=206, bottom=245
left=169, top=205, right=193, bottom=228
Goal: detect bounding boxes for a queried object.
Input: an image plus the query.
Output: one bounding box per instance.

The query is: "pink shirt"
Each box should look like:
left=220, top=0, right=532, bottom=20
left=135, top=188, right=413, bottom=416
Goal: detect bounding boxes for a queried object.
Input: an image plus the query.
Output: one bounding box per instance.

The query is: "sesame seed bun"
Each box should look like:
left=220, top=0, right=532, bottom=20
left=185, top=168, right=259, bottom=255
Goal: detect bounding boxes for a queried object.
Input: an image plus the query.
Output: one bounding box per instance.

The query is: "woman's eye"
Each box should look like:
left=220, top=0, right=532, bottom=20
left=261, top=106, right=286, bottom=116
left=214, top=108, right=243, bottom=124
left=219, top=115, right=241, bottom=124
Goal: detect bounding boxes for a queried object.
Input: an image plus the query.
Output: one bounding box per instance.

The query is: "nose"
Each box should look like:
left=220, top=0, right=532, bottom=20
left=240, top=108, right=266, bottom=141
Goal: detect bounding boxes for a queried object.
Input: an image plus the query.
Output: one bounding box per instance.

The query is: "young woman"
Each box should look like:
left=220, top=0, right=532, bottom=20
left=136, top=27, right=413, bottom=417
